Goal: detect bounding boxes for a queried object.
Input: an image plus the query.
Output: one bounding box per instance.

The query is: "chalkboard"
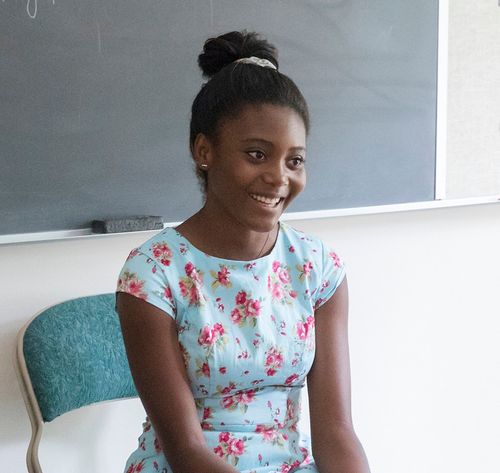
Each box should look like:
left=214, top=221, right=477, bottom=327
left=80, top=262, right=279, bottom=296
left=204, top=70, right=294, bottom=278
left=0, top=0, right=438, bottom=236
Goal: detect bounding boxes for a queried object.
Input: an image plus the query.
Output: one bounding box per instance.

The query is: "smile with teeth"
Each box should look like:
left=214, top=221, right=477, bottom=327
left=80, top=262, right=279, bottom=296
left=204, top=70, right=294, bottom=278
left=249, top=193, right=283, bottom=207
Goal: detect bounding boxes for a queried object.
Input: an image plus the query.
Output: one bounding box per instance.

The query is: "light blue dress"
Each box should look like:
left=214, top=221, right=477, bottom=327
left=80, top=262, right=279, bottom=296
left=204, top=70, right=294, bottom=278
left=116, top=221, right=346, bottom=473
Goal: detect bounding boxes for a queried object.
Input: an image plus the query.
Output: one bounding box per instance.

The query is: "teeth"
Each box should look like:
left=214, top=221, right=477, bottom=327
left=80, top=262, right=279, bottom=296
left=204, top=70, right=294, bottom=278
left=250, top=193, right=281, bottom=205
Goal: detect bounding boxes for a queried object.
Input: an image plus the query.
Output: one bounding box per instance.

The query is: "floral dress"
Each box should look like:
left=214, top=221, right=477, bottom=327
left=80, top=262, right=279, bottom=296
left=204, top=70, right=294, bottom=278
left=116, top=221, right=346, bottom=473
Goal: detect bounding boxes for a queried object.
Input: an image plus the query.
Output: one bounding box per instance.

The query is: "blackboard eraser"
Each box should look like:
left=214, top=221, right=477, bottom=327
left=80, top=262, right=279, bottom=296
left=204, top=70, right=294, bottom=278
left=91, top=216, right=164, bottom=234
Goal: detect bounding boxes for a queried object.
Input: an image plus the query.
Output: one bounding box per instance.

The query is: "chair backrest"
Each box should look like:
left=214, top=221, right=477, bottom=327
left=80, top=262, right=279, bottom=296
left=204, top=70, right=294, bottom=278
left=20, top=293, right=137, bottom=422
left=14, top=293, right=138, bottom=472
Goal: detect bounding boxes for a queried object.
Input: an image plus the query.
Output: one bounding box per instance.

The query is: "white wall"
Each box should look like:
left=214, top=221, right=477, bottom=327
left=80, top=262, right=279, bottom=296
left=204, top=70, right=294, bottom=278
left=446, top=0, right=500, bottom=197
left=2, top=203, right=500, bottom=473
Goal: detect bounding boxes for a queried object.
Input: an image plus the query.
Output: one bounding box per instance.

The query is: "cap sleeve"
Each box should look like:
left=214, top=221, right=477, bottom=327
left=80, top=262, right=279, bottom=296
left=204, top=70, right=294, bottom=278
left=313, top=241, right=346, bottom=310
left=115, top=248, right=177, bottom=320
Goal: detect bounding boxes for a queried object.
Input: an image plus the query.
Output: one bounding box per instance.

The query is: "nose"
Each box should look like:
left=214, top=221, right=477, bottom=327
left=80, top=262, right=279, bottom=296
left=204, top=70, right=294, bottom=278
left=262, top=161, right=289, bottom=188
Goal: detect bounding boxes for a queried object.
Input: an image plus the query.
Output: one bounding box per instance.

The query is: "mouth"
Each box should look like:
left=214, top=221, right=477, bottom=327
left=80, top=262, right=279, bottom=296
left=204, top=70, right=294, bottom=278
left=249, top=193, right=285, bottom=208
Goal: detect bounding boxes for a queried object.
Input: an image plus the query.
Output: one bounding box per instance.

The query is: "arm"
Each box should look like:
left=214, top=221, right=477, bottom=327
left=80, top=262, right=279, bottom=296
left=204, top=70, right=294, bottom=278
left=307, top=278, right=370, bottom=473
left=116, top=292, right=238, bottom=473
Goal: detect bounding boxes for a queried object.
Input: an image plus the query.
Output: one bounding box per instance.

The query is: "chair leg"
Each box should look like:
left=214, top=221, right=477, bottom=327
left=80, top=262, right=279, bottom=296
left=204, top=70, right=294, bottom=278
left=27, top=422, right=43, bottom=473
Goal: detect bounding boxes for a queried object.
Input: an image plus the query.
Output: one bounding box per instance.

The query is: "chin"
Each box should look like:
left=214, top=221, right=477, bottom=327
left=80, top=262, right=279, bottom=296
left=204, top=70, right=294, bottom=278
left=244, top=215, right=281, bottom=234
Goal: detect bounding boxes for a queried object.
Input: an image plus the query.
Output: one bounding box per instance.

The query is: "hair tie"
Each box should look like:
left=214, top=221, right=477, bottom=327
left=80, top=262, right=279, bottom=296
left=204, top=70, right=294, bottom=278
left=234, top=56, right=277, bottom=71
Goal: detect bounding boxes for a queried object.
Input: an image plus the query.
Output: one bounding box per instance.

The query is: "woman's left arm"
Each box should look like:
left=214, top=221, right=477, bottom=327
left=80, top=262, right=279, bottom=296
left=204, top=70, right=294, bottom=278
left=307, top=277, right=371, bottom=473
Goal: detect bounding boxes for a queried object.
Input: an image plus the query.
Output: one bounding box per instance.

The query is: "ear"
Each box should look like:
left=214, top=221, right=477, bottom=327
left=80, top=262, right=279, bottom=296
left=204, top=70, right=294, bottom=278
left=192, top=133, right=215, bottom=169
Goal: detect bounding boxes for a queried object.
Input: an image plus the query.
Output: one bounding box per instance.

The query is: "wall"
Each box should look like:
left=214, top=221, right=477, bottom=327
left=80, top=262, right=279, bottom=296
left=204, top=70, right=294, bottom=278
left=446, top=0, right=500, bottom=197
left=2, top=203, right=500, bottom=473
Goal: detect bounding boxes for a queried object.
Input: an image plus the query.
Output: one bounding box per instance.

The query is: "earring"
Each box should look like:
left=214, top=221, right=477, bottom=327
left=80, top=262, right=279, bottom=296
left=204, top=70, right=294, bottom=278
left=199, top=163, right=208, bottom=170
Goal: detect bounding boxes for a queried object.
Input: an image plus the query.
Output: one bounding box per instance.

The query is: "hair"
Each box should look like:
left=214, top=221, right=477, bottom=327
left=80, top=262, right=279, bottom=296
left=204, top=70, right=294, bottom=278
left=189, top=30, right=310, bottom=193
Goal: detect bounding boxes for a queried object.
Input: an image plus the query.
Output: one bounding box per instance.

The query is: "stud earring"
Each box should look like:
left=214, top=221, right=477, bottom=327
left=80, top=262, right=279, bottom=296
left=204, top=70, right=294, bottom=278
left=199, top=163, right=208, bottom=170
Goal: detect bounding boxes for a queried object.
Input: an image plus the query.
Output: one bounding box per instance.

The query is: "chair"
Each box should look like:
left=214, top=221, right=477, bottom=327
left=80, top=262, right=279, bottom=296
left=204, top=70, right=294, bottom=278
left=13, top=293, right=138, bottom=473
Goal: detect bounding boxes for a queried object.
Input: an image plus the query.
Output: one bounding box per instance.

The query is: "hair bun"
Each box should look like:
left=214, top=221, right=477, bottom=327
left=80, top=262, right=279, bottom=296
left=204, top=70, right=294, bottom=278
left=198, top=30, right=279, bottom=78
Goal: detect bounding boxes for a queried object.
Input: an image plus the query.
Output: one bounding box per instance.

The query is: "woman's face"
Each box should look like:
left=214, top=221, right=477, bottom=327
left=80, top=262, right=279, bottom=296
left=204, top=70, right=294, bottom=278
left=196, top=103, right=307, bottom=233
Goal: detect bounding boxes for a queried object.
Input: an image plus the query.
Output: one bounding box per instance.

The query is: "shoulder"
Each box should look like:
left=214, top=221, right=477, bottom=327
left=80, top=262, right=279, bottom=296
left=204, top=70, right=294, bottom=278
left=279, top=221, right=339, bottom=264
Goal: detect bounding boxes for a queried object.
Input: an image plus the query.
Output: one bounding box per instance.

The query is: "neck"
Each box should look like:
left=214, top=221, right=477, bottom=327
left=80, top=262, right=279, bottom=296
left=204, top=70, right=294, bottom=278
left=177, top=206, right=278, bottom=261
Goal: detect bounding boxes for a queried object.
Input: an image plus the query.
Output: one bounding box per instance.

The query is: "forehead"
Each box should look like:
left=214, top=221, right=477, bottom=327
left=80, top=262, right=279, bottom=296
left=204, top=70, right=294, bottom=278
left=216, top=103, right=306, bottom=146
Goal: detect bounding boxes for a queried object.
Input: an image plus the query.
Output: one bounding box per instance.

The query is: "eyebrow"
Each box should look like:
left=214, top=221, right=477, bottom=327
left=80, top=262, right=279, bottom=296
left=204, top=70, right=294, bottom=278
left=241, top=138, right=306, bottom=151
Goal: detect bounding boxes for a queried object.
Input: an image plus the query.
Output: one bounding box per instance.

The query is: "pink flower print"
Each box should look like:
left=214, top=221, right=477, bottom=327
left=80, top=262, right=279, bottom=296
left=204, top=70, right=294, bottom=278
left=296, top=316, right=315, bottom=351
left=230, top=307, right=244, bottom=324
left=230, top=292, right=262, bottom=327
left=197, top=324, right=228, bottom=356
left=218, top=381, right=237, bottom=395
left=296, top=315, right=315, bottom=341
left=270, top=281, right=284, bottom=300
left=151, top=242, right=173, bottom=266
left=153, top=436, right=162, bottom=453
left=329, top=250, right=342, bottom=268
left=235, top=290, right=247, bottom=305
left=255, top=424, right=278, bottom=442
left=300, top=446, right=312, bottom=464
left=126, top=460, right=146, bottom=473
left=236, top=389, right=255, bottom=404
left=216, top=297, right=225, bottom=312
left=126, top=248, right=140, bottom=260
left=117, top=271, right=148, bottom=300
left=288, top=245, right=295, bottom=253
left=219, top=366, right=227, bottom=374
left=214, top=432, right=246, bottom=466
left=178, top=262, right=205, bottom=306
left=219, top=431, right=231, bottom=443
left=213, top=322, right=225, bottom=335
left=278, top=267, right=291, bottom=284
left=222, top=395, right=235, bottom=409
left=195, top=359, right=211, bottom=378
left=198, top=326, right=215, bottom=346
left=285, top=398, right=298, bottom=431
left=142, top=416, right=152, bottom=433
left=255, top=424, right=288, bottom=447
left=280, top=460, right=301, bottom=472
left=222, top=388, right=256, bottom=412
left=184, top=262, right=196, bottom=278
left=227, top=437, right=245, bottom=456
left=203, top=407, right=213, bottom=420
left=297, top=260, right=313, bottom=281
left=214, top=445, right=225, bottom=457
left=244, top=299, right=261, bottom=318
left=268, top=262, right=296, bottom=304
left=296, top=322, right=308, bottom=340
left=210, top=264, right=232, bottom=290
left=284, top=373, right=299, bottom=386
left=217, top=266, right=230, bottom=285
left=264, top=346, right=284, bottom=376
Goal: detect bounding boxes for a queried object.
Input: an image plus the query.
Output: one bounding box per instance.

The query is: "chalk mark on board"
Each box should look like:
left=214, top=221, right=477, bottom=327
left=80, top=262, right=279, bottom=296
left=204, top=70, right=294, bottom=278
left=26, top=0, right=37, bottom=18
left=96, top=21, right=102, bottom=54
left=24, top=0, right=55, bottom=19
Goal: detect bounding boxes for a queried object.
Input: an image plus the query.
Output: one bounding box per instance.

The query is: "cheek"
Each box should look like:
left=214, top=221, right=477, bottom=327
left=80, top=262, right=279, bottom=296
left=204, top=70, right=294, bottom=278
left=291, top=172, right=306, bottom=196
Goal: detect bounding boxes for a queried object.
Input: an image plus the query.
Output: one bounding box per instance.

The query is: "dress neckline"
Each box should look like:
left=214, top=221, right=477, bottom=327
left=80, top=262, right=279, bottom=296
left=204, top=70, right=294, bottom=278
left=171, top=221, right=282, bottom=264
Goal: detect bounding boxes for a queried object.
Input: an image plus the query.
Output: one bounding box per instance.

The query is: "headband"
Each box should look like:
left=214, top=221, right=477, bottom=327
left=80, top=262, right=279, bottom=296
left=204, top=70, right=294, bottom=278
left=234, top=56, right=277, bottom=71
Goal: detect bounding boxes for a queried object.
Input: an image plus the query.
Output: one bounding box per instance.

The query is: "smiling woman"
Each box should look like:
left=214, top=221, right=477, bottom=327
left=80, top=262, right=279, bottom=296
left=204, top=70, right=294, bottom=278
left=115, top=30, right=370, bottom=473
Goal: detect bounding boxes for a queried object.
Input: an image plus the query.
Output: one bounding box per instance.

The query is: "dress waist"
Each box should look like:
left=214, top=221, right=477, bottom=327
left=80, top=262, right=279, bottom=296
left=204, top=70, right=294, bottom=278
left=196, top=384, right=304, bottom=432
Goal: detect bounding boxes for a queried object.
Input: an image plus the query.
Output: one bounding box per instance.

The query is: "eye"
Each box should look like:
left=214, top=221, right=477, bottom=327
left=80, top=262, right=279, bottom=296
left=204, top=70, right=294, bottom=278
left=247, top=150, right=266, bottom=161
left=289, top=156, right=306, bottom=168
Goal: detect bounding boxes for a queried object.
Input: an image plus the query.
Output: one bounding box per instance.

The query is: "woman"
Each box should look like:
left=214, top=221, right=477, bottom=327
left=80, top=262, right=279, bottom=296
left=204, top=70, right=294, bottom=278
left=116, top=30, right=370, bottom=473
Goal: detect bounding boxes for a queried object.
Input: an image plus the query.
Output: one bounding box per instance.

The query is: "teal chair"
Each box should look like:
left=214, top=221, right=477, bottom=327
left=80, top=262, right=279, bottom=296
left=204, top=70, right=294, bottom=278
left=14, top=293, right=138, bottom=473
